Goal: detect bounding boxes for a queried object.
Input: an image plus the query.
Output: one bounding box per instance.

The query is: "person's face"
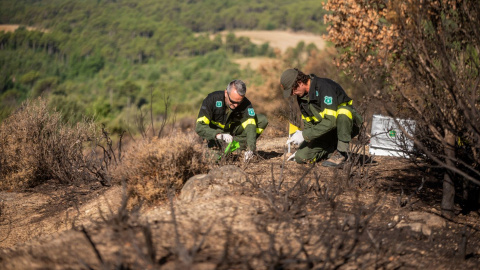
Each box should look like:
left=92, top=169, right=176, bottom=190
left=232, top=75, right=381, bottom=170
left=292, top=82, right=308, bottom=97
left=225, top=87, right=244, bottom=110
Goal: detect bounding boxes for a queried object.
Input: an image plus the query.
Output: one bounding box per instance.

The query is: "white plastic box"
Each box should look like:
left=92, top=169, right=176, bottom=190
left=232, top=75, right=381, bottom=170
left=369, top=114, right=416, bottom=157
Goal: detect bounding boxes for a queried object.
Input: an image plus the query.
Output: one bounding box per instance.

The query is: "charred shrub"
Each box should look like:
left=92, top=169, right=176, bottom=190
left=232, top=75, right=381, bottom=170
left=0, top=98, right=103, bottom=190
left=113, top=132, right=209, bottom=206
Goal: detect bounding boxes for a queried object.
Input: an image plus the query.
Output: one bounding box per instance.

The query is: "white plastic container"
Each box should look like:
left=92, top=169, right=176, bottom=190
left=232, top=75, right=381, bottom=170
left=369, top=114, right=416, bottom=157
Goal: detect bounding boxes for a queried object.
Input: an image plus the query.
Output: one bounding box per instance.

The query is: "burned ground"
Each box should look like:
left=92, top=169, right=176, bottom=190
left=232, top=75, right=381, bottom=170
left=1, top=137, right=480, bottom=269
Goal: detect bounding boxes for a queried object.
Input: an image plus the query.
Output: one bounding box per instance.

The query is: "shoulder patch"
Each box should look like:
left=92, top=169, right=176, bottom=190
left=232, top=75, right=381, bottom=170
left=216, top=101, right=223, bottom=107
left=324, top=96, right=333, bottom=105
left=248, top=108, right=255, bottom=116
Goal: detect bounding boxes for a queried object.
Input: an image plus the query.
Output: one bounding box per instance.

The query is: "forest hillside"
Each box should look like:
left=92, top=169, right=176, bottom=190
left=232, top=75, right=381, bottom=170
left=0, top=0, right=329, bottom=133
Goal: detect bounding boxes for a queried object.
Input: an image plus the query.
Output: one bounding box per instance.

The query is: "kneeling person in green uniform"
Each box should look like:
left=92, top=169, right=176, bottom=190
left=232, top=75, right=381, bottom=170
left=280, top=68, right=363, bottom=167
left=195, top=79, right=268, bottom=162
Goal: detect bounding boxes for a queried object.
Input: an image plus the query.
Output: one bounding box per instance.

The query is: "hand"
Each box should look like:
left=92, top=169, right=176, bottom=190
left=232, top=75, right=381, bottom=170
left=287, top=151, right=296, bottom=161
left=216, top=133, right=233, bottom=143
left=244, top=150, right=254, bottom=162
left=286, top=130, right=304, bottom=145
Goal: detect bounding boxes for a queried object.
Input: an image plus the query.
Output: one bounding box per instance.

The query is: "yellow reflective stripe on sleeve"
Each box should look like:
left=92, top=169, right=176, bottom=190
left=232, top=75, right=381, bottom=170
left=337, top=108, right=353, bottom=119
left=242, top=118, right=256, bottom=129
left=302, top=114, right=319, bottom=122
left=256, top=128, right=264, bottom=134
left=320, top=108, right=338, bottom=118
left=338, top=100, right=353, bottom=107
left=196, top=116, right=210, bottom=124
left=301, top=100, right=353, bottom=122
left=197, top=117, right=226, bottom=129
left=211, top=121, right=225, bottom=129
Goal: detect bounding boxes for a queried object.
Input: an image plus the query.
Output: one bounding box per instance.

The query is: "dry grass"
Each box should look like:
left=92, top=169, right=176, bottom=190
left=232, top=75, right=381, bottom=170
left=225, top=30, right=325, bottom=71
left=0, top=24, right=48, bottom=33
left=244, top=51, right=296, bottom=137
left=0, top=98, right=102, bottom=190
left=233, top=57, right=280, bottom=70
left=214, top=30, right=325, bottom=54
left=113, top=133, right=209, bottom=206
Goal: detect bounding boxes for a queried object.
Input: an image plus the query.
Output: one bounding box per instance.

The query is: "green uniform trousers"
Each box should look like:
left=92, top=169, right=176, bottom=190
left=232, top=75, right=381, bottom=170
left=337, top=106, right=362, bottom=152
left=295, top=106, right=362, bottom=163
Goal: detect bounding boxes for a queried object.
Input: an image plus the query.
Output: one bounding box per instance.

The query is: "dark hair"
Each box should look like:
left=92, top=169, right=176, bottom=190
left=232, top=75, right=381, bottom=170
left=292, top=69, right=310, bottom=90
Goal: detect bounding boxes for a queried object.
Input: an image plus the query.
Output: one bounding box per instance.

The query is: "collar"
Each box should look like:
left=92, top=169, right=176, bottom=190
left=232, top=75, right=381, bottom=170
left=308, top=74, right=318, bottom=100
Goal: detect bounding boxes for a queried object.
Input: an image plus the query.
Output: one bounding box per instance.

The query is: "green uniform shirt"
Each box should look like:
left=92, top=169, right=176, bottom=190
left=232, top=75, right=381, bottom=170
left=195, top=90, right=258, bottom=151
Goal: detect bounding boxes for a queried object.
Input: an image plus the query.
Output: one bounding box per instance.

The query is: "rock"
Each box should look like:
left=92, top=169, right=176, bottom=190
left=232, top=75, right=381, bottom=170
left=397, top=222, right=432, bottom=236
left=178, top=174, right=211, bottom=202
left=338, top=214, right=356, bottom=230
left=408, top=211, right=447, bottom=228
left=208, top=165, right=248, bottom=185
left=179, top=165, right=249, bottom=202
left=394, top=211, right=446, bottom=237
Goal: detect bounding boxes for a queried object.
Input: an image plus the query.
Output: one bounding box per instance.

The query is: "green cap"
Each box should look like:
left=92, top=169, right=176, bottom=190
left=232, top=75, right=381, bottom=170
left=280, top=68, right=298, bottom=98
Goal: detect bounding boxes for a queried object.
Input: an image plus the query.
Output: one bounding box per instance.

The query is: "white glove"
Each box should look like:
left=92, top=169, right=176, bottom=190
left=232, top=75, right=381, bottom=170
left=216, top=133, right=233, bottom=143
left=286, top=130, right=304, bottom=145
left=287, top=151, right=296, bottom=161
left=244, top=150, right=254, bottom=162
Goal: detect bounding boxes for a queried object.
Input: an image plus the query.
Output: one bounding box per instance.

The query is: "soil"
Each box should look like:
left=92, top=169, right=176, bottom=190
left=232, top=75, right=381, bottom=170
left=1, top=137, right=480, bottom=269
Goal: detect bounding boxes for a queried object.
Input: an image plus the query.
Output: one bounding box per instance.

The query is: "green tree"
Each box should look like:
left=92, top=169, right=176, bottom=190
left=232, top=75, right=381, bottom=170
left=32, top=77, right=59, bottom=97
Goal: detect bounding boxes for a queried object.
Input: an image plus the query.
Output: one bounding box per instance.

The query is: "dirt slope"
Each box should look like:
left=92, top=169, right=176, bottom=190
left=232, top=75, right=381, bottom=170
left=1, top=137, right=480, bottom=269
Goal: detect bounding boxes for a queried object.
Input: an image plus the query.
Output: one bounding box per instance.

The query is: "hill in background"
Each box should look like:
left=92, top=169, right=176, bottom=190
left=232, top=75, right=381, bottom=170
left=0, top=0, right=330, bottom=133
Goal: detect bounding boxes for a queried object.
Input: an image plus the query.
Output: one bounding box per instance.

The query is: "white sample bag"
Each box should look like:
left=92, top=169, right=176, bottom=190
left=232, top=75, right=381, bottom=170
left=369, top=114, right=416, bottom=157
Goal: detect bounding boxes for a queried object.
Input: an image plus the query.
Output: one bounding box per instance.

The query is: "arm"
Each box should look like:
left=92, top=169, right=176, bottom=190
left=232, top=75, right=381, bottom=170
left=302, top=113, right=336, bottom=141
left=243, top=106, right=258, bottom=151
left=244, top=119, right=257, bottom=151
left=195, top=99, right=220, bottom=141
left=302, top=94, right=338, bottom=141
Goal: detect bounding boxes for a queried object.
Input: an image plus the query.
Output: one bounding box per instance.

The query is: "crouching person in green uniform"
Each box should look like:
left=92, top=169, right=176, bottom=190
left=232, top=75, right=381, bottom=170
left=280, top=68, right=363, bottom=167
left=195, top=79, right=268, bottom=162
